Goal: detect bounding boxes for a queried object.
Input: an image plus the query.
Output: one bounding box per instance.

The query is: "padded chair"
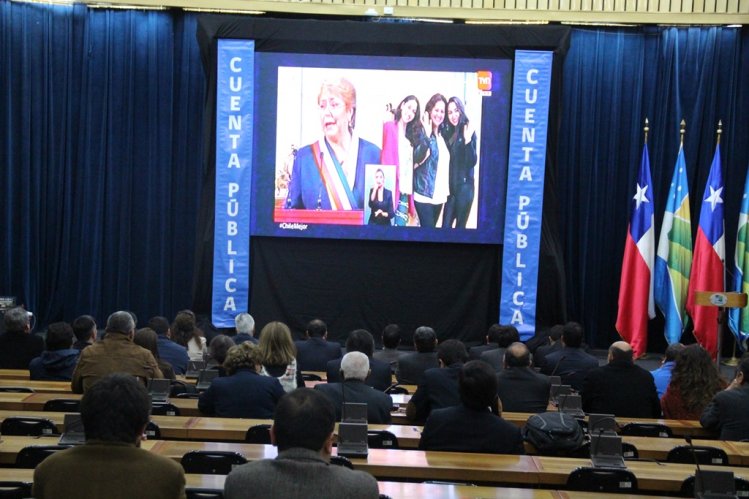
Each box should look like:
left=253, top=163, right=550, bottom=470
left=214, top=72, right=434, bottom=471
left=680, top=475, right=749, bottom=497
left=302, top=373, right=323, bottom=382
left=367, top=430, right=399, bottom=449
left=0, top=481, right=33, bottom=499
left=170, top=380, right=197, bottom=397
left=0, top=387, right=34, bottom=393
left=385, top=385, right=409, bottom=395
left=619, top=422, right=672, bottom=438
left=16, top=445, right=71, bottom=468
left=43, top=398, right=81, bottom=412
left=144, top=420, right=161, bottom=439
left=0, top=416, right=58, bottom=437
left=244, top=424, right=271, bottom=444
left=566, top=467, right=638, bottom=493
left=176, top=392, right=201, bottom=399
left=151, top=402, right=181, bottom=416
left=667, top=445, right=729, bottom=466
left=185, top=489, right=224, bottom=499
left=330, top=455, right=354, bottom=469
left=181, top=451, right=247, bottom=475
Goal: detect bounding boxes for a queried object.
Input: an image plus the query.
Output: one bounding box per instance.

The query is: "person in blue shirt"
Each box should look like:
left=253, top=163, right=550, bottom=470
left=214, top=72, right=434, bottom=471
left=29, top=322, right=80, bottom=381
left=148, top=316, right=189, bottom=375
left=650, top=342, right=684, bottom=398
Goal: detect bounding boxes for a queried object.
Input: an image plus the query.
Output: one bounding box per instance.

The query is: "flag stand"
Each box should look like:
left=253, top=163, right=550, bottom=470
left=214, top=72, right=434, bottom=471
left=694, top=291, right=748, bottom=367
left=723, top=340, right=739, bottom=367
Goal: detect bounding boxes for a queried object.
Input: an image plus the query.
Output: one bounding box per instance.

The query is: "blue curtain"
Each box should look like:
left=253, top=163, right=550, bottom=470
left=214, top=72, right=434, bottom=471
left=558, top=26, right=748, bottom=350
left=0, top=3, right=205, bottom=326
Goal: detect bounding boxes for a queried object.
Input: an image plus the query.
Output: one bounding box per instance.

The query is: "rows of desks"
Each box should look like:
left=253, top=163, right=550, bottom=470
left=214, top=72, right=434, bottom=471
left=0, top=435, right=738, bottom=493
left=0, top=409, right=746, bottom=466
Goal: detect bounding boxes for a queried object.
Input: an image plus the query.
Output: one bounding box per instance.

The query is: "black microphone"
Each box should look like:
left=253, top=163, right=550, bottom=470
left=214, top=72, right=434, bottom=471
left=340, top=369, right=346, bottom=421
left=685, top=436, right=705, bottom=497
left=550, top=355, right=567, bottom=377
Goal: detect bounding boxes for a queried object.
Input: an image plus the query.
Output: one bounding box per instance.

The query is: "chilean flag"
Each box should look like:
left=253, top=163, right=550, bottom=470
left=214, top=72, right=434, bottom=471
left=687, top=144, right=725, bottom=358
left=616, top=144, right=655, bottom=358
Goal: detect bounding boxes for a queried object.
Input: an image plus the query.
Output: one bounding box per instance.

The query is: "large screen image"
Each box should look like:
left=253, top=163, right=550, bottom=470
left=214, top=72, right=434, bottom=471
left=251, top=53, right=512, bottom=244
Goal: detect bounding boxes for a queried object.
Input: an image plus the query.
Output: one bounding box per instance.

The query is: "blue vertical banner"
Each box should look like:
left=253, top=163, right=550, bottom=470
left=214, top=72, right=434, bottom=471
left=499, top=50, right=553, bottom=340
left=212, top=40, right=254, bottom=327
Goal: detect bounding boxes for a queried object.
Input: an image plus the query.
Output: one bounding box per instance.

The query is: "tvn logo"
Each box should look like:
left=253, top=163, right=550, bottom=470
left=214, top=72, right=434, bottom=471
left=477, top=71, right=493, bottom=96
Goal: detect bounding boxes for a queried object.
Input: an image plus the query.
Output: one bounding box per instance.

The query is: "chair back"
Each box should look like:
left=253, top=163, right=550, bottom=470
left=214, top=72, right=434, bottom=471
left=144, top=421, right=161, bottom=439
left=667, top=445, right=729, bottom=465
left=0, top=416, right=58, bottom=436
left=151, top=402, right=180, bottom=416
left=0, top=481, right=32, bottom=499
left=244, top=424, right=271, bottom=444
left=566, top=467, right=638, bottom=492
left=0, top=387, right=34, bottom=393
left=367, top=430, right=399, bottom=449
left=43, top=399, right=81, bottom=412
left=680, top=474, right=749, bottom=497
left=385, top=385, right=409, bottom=395
left=302, top=373, right=322, bottom=382
left=181, top=451, right=247, bottom=475
left=330, top=455, right=354, bottom=469
left=16, top=445, right=71, bottom=468
left=619, top=422, right=672, bottom=438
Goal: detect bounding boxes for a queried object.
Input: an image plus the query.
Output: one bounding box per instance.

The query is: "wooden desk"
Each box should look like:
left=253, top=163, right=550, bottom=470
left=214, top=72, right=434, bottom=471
left=0, top=369, right=30, bottom=380
left=0, top=379, right=72, bottom=393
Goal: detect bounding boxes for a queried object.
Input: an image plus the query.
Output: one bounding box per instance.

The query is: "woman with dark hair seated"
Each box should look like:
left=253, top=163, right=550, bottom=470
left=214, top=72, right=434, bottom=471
left=133, top=328, right=176, bottom=380
left=661, top=344, right=726, bottom=419
left=207, top=335, right=235, bottom=377
left=198, top=342, right=285, bottom=419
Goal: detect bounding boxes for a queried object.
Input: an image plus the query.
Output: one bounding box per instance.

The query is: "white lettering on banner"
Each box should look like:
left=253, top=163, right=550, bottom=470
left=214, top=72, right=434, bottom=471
left=522, top=147, right=534, bottom=162
left=227, top=220, right=237, bottom=236
left=522, top=127, right=535, bottom=143
left=227, top=153, right=240, bottom=169
left=526, top=69, right=539, bottom=84
left=519, top=166, right=533, bottom=181
left=229, top=134, right=240, bottom=149
left=229, top=57, right=242, bottom=72
left=225, top=278, right=237, bottom=293
left=513, top=291, right=525, bottom=305
left=517, top=212, right=529, bottom=230
left=524, top=108, right=535, bottom=123
left=227, top=240, right=238, bottom=256
left=229, top=259, right=235, bottom=274
left=515, top=252, right=526, bottom=268
left=230, top=95, right=241, bottom=111
left=525, top=88, right=538, bottom=104
left=229, top=115, right=242, bottom=130
left=518, top=196, right=531, bottom=210
left=227, top=199, right=239, bottom=217
left=229, top=77, right=242, bottom=92
left=223, top=296, right=236, bottom=311
left=228, top=183, right=239, bottom=197
left=517, top=233, right=527, bottom=249
left=516, top=272, right=523, bottom=286
left=511, top=310, right=524, bottom=324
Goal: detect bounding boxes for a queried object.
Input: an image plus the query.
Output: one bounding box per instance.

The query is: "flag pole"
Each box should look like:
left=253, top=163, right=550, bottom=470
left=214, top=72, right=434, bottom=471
left=644, top=117, right=649, bottom=144
left=714, top=120, right=727, bottom=368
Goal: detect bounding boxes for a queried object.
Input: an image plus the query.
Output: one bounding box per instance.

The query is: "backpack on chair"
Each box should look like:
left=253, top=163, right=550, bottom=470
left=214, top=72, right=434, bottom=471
left=522, top=411, right=584, bottom=455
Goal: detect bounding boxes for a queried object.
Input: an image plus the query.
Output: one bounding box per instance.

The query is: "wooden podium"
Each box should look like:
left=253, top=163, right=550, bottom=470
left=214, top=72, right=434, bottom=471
left=693, top=291, right=748, bottom=365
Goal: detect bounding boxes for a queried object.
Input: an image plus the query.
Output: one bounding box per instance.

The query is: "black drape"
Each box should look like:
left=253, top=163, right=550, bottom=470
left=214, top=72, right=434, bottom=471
left=194, top=17, right=571, bottom=342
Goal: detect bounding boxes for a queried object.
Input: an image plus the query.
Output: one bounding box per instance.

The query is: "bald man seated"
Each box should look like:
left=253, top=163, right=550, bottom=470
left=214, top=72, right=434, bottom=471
left=581, top=341, right=661, bottom=418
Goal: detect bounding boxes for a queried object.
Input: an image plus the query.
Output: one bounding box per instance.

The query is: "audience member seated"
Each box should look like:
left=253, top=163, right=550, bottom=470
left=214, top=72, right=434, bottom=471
left=480, top=325, right=521, bottom=371
left=419, top=360, right=524, bottom=454
left=0, top=306, right=45, bottom=369
left=72, top=315, right=97, bottom=352
left=534, top=324, right=564, bottom=370
left=207, top=334, right=235, bottom=376
left=581, top=341, right=660, bottom=418
left=294, top=319, right=342, bottom=372
left=315, top=352, right=393, bottom=423
left=33, top=373, right=185, bottom=499
left=148, top=315, right=189, bottom=375
left=327, top=329, right=391, bottom=391
left=234, top=312, right=258, bottom=344
left=71, top=311, right=162, bottom=393
left=373, top=323, right=406, bottom=373
left=661, top=344, right=726, bottom=419
left=650, top=342, right=685, bottom=398
left=133, top=327, right=176, bottom=380
left=496, top=342, right=550, bottom=413
left=198, top=342, right=284, bottom=418
left=468, top=323, right=502, bottom=360
left=172, top=309, right=207, bottom=362
left=524, top=326, right=553, bottom=355
left=701, top=354, right=749, bottom=441
left=540, top=322, right=598, bottom=391
left=406, top=339, right=468, bottom=423
left=396, top=326, right=439, bottom=384
left=29, top=321, right=80, bottom=381
left=257, top=321, right=304, bottom=392
left=224, top=388, right=379, bottom=499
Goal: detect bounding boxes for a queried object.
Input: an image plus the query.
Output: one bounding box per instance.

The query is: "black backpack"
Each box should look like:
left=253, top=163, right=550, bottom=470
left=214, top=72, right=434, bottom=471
left=522, top=411, right=584, bottom=455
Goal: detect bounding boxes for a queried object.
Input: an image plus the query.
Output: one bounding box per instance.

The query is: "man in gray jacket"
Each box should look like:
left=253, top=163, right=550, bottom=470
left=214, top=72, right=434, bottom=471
left=224, top=388, right=379, bottom=499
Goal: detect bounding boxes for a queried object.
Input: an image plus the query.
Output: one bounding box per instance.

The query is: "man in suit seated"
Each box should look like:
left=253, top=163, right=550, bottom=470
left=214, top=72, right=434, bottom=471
left=326, top=329, right=392, bottom=391
left=373, top=323, right=406, bottom=374
left=581, top=341, right=660, bottom=418
left=33, top=373, right=185, bottom=498
left=468, top=323, right=502, bottom=360
left=315, top=352, right=393, bottom=424
left=496, top=342, right=551, bottom=413
left=701, top=355, right=749, bottom=441
left=419, top=360, right=524, bottom=454
left=148, top=316, right=189, bottom=376
left=295, top=319, right=342, bottom=372
left=479, top=325, right=520, bottom=371
left=533, top=324, right=564, bottom=371
left=224, top=388, right=379, bottom=499
left=234, top=312, right=258, bottom=344
left=406, top=339, right=468, bottom=423
left=540, top=322, right=598, bottom=391
left=396, top=326, right=439, bottom=385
